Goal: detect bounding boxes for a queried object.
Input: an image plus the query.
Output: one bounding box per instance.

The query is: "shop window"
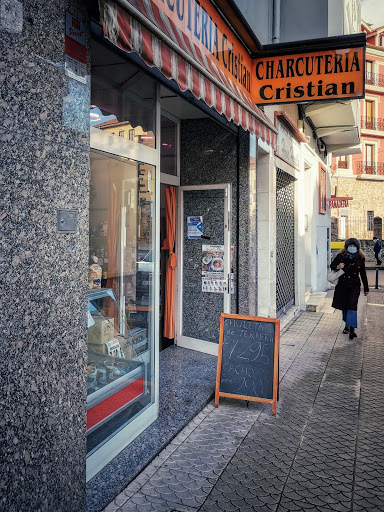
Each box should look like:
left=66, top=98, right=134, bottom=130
left=87, top=150, right=156, bottom=456
left=160, top=115, right=178, bottom=176
left=91, top=43, right=156, bottom=149
left=367, top=210, right=374, bottom=231
left=319, top=164, right=327, bottom=214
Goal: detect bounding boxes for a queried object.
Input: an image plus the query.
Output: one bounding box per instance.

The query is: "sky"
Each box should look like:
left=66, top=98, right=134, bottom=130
left=361, top=0, right=384, bottom=28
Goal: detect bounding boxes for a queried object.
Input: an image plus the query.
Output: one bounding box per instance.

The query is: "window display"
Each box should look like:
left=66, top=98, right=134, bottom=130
left=90, top=40, right=156, bottom=149
left=88, top=151, right=156, bottom=455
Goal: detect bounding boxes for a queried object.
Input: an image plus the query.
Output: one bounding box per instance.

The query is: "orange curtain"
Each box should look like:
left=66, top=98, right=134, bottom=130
left=161, top=186, right=177, bottom=339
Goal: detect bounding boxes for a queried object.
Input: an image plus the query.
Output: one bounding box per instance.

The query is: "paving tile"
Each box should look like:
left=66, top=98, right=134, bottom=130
left=102, top=290, right=384, bottom=512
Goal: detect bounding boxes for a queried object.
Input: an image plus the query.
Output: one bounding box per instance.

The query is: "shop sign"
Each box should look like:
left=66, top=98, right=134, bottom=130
left=65, top=11, right=87, bottom=84
left=252, top=47, right=365, bottom=105
left=149, top=0, right=252, bottom=99
left=327, top=186, right=353, bottom=208
left=327, top=197, right=353, bottom=208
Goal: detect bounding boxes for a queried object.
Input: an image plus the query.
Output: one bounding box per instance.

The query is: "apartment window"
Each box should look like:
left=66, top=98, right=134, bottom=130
left=340, top=216, right=347, bottom=239
left=380, top=34, right=384, bottom=47
left=366, top=61, right=373, bottom=75
left=119, top=130, right=125, bottom=138
left=366, top=100, right=374, bottom=118
left=368, top=211, right=374, bottom=231
left=366, top=144, right=374, bottom=163
left=338, top=156, right=347, bottom=169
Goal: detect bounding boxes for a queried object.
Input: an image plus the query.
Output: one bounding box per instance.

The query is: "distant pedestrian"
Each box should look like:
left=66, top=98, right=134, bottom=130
left=330, top=238, right=369, bottom=339
left=373, top=236, right=382, bottom=265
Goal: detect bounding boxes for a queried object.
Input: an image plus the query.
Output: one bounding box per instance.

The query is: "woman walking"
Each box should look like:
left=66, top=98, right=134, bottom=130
left=330, top=238, right=369, bottom=339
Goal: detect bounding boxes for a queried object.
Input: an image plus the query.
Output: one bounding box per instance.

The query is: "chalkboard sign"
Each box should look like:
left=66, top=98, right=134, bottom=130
left=215, top=313, right=279, bottom=415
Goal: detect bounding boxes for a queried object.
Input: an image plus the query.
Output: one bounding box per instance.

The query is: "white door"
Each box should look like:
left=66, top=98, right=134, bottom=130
left=176, top=184, right=232, bottom=355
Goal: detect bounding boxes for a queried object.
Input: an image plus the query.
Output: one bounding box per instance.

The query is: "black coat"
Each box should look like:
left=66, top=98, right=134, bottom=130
left=330, top=251, right=369, bottom=311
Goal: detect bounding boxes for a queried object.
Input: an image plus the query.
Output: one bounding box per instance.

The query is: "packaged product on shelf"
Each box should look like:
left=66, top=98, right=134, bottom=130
left=88, top=315, right=114, bottom=344
left=88, top=262, right=102, bottom=289
left=88, top=338, right=123, bottom=358
left=117, top=335, right=133, bottom=360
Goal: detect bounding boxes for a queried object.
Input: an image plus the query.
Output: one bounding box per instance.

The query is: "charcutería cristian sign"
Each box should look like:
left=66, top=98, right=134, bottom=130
left=251, top=47, right=365, bottom=104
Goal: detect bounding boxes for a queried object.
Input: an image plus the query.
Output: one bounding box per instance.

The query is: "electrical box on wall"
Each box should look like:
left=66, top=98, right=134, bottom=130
left=57, top=209, right=78, bottom=233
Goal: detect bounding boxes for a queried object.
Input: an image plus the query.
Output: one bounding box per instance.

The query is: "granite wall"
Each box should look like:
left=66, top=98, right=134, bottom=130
left=180, top=119, right=255, bottom=331
left=0, top=1, right=89, bottom=510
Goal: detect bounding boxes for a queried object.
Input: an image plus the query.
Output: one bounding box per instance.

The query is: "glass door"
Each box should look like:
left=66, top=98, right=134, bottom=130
left=176, top=184, right=231, bottom=355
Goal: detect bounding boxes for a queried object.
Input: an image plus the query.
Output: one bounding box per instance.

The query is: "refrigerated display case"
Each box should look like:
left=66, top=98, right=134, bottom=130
left=87, top=288, right=148, bottom=437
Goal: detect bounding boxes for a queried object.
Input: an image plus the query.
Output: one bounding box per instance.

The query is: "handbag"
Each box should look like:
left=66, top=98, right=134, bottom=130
left=327, top=268, right=344, bottom=285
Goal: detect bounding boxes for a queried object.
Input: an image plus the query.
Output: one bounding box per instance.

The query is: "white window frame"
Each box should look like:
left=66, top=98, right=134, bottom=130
left=160, top=110, right=180, bottom=187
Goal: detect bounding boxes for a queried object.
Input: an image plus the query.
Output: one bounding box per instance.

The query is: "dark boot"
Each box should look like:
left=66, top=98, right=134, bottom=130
left=349, top=327, right=357, bottom=339
left=343, top=326, right=349, bottom=334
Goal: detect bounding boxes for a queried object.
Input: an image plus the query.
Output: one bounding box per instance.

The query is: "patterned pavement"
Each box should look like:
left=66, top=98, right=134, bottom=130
left=103, top=289, right=384, bottom=512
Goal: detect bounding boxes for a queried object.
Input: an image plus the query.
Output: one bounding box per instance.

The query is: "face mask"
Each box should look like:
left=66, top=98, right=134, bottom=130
left=347, top=246, right=357, bottom=254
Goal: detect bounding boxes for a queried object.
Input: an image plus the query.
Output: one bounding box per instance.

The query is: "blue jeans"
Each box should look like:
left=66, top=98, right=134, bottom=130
left=342, top=310, right=357, bottom=328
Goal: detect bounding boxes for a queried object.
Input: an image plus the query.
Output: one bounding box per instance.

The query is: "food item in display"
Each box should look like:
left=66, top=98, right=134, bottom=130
left=211, top=258, right=223, bottom=270
left=202, top=255, right=212, bottom=265
left=87, top=372, right=97, bottom=392
left=88, top=263, right=102, bottom=289
left=117, top=335, right=133, bottom=359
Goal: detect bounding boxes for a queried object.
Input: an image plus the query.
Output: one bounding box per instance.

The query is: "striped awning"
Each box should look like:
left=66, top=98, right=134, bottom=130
left=98, top=0, right=277, bottom=147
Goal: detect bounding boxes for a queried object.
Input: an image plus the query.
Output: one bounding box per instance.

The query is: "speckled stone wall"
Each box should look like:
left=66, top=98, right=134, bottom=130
left=180, top=120, right=254, bottom=336
left=0, top=1, right=89, bottom=511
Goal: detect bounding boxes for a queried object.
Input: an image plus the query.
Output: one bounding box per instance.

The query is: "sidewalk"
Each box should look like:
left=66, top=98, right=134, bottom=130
left=103, top=288, right=384, bottom=512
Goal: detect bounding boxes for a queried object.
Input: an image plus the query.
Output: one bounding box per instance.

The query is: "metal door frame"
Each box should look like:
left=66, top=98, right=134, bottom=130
left=175, top=183, right=232, bottom=356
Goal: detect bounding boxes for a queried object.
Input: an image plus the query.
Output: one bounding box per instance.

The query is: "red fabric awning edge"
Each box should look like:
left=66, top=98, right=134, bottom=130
left=99, top=0, right=277, bottom=148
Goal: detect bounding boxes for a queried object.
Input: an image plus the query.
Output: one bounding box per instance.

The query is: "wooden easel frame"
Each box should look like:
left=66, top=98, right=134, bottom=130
left=214, top=313, right=280, bottom=416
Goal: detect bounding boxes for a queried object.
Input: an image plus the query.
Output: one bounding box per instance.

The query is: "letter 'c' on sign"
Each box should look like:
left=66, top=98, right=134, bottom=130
left=259, top=85, right=273, bottom=100
left=255, top=61, right=264, bottom=80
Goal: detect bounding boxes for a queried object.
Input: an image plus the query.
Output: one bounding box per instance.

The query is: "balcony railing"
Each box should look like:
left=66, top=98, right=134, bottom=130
left=338, top=161, right=348, bottom=168
left=361, top=116, right=384, bottom=131
left=357, top=161, right=384, bottom=175
left=366, top=72, right=384, bottom=87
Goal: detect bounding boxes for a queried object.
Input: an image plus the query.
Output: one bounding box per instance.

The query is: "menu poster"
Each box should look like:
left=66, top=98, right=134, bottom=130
left=202, top=245, right=234, bottom=294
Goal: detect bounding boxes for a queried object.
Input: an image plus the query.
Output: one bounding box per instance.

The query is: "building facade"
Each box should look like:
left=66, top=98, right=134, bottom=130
left=332, top=21, right=384, bottom=243
left=1, top=1, right=364, bottom=511
left=235, top=0, right=363, bottom=294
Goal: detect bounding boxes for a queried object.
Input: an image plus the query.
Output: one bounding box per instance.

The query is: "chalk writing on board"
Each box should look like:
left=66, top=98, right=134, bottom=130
left=215, top=313, right=279, bottom=415
left=219, top=317, right=275, bottom=400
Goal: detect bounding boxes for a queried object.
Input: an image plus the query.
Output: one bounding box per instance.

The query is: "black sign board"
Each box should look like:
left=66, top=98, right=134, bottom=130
left=215, top=313, right=279, bottom=415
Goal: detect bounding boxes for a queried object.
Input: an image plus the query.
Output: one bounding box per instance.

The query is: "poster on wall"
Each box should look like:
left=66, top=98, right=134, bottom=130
left=202, top=245, right=234, bottom=294
left=187, top=216, right=203, bottom=239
